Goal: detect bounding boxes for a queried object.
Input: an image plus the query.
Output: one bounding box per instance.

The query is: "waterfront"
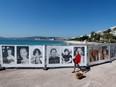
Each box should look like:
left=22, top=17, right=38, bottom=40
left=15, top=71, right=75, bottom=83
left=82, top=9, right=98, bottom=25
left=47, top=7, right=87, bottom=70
left=0, top=39, right=66, bottom=45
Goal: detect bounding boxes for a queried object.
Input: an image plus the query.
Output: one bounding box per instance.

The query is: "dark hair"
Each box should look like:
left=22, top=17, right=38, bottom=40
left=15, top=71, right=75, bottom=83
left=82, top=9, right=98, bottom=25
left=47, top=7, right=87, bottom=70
left=74, top=47, right=78, bottom=56
left=64, top=48, right=70, bottom=55
left=64, top=49, right=69, bottom=52
left=50, top=48, right=57, bottom=53
left=33, top=48, right=41, bottom=55
left=7, top=47, right=14, bottom=56
left=7, top=48, right=12, bottom=51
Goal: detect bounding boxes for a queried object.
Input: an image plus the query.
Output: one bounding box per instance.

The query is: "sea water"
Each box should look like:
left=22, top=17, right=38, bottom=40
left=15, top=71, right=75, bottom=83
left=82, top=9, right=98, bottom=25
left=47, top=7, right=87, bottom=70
left=0, top=39, right=67, bottom=45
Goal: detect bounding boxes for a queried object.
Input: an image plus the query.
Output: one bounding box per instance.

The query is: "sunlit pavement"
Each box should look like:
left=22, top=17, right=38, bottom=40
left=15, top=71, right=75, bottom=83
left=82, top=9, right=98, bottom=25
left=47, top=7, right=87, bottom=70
left=0, top=61, right=116, bottom=87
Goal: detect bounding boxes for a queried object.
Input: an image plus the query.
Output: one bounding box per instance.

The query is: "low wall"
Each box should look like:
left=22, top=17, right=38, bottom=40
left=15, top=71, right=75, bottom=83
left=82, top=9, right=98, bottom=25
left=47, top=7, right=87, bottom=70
left=88, top=43, right=116, bottom=66
left=0, top=43, right=116, bottom=69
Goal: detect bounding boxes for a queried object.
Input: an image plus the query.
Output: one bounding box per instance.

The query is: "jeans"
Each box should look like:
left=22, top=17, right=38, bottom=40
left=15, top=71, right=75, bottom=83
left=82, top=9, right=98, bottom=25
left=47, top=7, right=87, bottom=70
left=73, top=63, right=82, bottom=71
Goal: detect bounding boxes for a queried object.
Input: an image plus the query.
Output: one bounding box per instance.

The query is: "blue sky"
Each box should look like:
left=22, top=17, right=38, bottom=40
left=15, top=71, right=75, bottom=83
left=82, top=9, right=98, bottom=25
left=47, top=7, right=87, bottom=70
left=0, top=0, right=116, bottom=38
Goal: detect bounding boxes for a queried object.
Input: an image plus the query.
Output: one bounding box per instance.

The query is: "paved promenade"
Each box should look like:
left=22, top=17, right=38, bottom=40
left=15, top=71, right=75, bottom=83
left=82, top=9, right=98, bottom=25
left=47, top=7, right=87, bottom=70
left=0, top=60, right=116, bottom=87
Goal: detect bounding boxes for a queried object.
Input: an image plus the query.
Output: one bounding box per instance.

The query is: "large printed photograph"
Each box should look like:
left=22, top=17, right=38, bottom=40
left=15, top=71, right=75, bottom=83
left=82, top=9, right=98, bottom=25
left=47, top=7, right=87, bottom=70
left=47, top=46, right=60, bottom=64
left=100, top=46, right=109, bottom=60
left=73, top=47, right=85, bottom=64
left=110, top=45, right=116, bottom=58
left=17, top=46, right=29, bottom=64
left=2, top=46, right=15, bottom=64
left=89, top=45, right=109, bottom=63
left=61, top=46, right=72, bottom=64
left=89, top=46, right=99, bottom=62
left=30, top=46, right=43, bottom=64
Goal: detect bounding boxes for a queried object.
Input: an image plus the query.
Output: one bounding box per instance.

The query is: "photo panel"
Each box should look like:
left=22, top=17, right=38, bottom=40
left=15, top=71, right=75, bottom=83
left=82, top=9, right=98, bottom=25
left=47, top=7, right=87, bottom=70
left=29, top=46, right=43, bottom=64
left=2, top=46, right=15, bottom=64
left=47, top=46, right=60, bottom=64
left=114, top=44, right=116, bottom=59
left=88, top=45, right=111, bottom=66
left=88, top=45, right=100, bottom=62
left=110, top=45, right=115, bottom=58
left=73, top=46, right=85, bottom=64
left=60, top=46, right=73, bottom=64
left=17, top=46, right=29, bottom=64
left=99, top=46, right=109, bottom=60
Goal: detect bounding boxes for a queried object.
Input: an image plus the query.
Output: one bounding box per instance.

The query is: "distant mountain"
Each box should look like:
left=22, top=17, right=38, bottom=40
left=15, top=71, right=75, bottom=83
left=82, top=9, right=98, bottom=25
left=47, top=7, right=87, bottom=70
left=110, top=26, right=116, bottom=36
left=94, top=26, right=116, bottom=36
left=16, top=36, right=47, bottom=40
left=0, top=37, right=10, bottom=40
left=0, top=36, right=17, bottom=40
left=0, top=36, right=65, bottom=40
left=79, top=26, right=116, bottom=38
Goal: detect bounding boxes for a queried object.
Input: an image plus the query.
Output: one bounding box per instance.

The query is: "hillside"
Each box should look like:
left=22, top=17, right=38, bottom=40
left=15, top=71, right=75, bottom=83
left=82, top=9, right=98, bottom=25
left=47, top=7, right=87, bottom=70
left=71, top=26, right=116, bottom=43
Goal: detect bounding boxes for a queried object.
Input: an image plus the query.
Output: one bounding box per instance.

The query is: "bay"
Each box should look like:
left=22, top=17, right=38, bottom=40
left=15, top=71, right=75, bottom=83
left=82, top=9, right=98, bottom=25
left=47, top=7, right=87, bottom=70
left=0, top=39, right=66, bottom=45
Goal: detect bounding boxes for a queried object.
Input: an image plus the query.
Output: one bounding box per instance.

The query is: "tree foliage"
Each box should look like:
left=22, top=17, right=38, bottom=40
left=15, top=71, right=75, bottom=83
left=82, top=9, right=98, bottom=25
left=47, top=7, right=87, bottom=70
left=71, top=29, right=116, bottom=43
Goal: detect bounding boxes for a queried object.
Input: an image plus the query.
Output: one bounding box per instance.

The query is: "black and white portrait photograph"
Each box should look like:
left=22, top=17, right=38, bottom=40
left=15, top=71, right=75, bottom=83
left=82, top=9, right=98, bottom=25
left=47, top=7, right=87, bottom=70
left=47, top=46, right=60, bottom=64
left=74, top=47, right=85, bottom=64
left=17, top=46, right=29, bottom=64
left=61, top=46, right=72, bottom=64
left=30, top=46, right=43, bottom=64
left=110, top=45, right=115, bottom=58
left=2, top=46, right=15, bottom=64
left=115, top=46, right=116, bottom=57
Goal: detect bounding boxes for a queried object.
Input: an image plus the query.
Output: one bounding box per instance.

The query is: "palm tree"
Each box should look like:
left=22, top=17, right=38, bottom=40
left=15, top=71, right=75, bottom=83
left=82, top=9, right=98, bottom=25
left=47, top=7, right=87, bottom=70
left=91, top=31, right=95, bottom=42
left=94, top=33, right=101, bottom=42
left=102, top=30, right=114, bottom=43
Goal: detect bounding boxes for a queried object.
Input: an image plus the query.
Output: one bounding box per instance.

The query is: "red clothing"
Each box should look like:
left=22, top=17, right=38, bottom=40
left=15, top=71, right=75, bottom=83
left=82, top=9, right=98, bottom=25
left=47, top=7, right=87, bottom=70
left=73, top=54, right=81, bottom=64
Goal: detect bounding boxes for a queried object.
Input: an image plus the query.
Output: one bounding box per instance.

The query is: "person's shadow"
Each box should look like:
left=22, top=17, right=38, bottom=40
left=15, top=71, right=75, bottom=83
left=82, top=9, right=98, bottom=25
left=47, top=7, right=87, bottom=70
left=78, top=76, right=86, bottom=80
left=81, top=66, right=91, bottom=73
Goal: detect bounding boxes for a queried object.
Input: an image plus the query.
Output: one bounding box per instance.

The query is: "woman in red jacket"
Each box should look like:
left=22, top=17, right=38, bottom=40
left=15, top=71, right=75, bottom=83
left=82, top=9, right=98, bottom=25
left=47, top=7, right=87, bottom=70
left=72, top=49, right=83, bottom=73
